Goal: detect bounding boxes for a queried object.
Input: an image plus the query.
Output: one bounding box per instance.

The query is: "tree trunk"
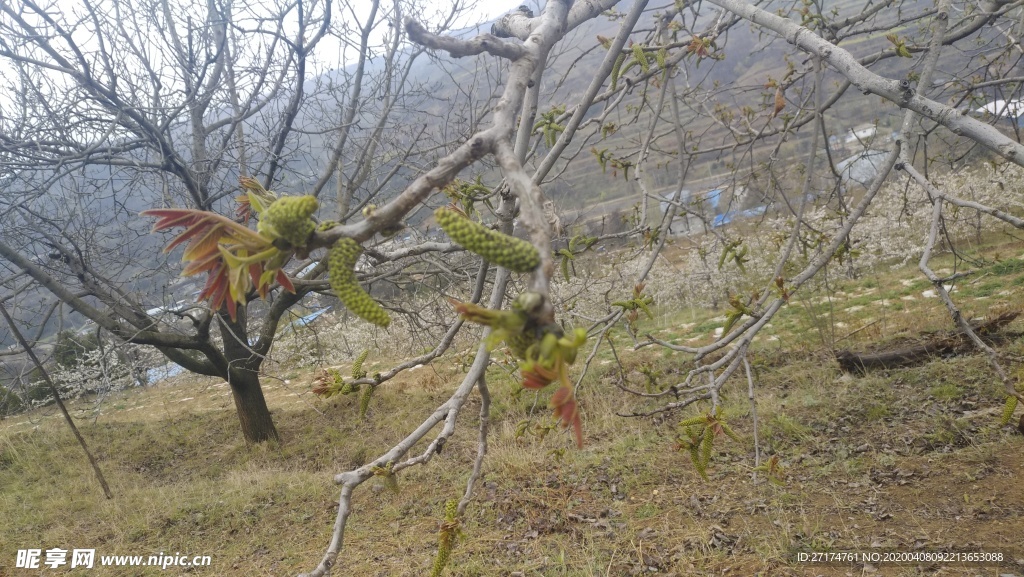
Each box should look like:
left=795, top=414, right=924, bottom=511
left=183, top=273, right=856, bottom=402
left=228, top=368, right=280, bottom=444
left=218, top=311, right=280, bottom=443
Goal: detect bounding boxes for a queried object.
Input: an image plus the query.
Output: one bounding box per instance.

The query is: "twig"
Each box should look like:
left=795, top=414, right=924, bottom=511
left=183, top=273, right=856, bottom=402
left=703, top=0, right=1024, bottom=166
left=743, top=356, right=760, bottom=473
left=907, top=163, right=1024, bottom=404
left=457, top=374, right=490, bottom=516
left=0, top=302, right=113, bottom=499
left=833, top=318, right=882, bottom=345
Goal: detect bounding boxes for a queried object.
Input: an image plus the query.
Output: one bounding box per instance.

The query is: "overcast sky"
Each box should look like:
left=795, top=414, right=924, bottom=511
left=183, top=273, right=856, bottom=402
left=0, top=0, right=530, bottom=110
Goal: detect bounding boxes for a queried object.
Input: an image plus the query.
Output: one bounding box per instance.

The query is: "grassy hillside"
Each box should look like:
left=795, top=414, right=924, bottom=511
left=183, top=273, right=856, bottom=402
left=2, top=230, right=1024, bottom=576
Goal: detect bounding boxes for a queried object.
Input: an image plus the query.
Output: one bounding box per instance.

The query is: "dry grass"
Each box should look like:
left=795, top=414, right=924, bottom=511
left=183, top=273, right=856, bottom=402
left=2, top=239, right=1024, bottom=576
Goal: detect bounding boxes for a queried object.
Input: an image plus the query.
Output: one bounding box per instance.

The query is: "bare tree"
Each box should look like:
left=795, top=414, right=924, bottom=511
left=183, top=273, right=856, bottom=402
left=0, top=0, right=479, bottom=442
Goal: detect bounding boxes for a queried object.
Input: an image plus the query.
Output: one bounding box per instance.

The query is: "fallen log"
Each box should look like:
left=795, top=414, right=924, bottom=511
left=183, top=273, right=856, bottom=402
left=834, top=312, right=1020, bottom=373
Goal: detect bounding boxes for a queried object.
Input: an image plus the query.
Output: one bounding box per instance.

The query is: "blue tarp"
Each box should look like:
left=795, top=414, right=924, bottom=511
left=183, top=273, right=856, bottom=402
left=280, top=307, right=332, bottom=335
left=713, top=206, right=766, bottom=227
left=705, top=188, right=722, bottom=210
left=146, top=363, right=185, bottom=384
left=293, top=307, right=331, bottom=327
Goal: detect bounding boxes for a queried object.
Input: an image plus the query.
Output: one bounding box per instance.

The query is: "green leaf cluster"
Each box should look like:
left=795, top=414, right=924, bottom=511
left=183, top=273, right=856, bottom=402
left=371, top=462, right=399, bottom=494
left=452, top=294, right=588, bottom=447
left=676, top=408, right=741, bottom=481
left=722, top=293, right=756, bottom=335
left=613, top=283, right=655, bottom=330
left=556, top=234, right=598, bottom=281
left=311, top=351, right=373, bottom=399
left=718, top=239, right=749, bottom=272
left=533, top=105, right=566, bottom=148
left=442, top=176, right=494, bottom=217
left=753, top=454, right=786, bottom=486
left=886, top=33, right=913, bottom=58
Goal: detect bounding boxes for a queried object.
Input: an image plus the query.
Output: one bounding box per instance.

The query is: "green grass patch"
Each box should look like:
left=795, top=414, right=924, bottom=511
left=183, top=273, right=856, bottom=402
left=965, top=280, right=1004, bottom=298
left=764, top=414, right=813, bottom=445
left=863, top=403, right=891, bottom=421
left=989, top=258, right=1024, bottom=276
left=929, top=383, right=963, bottom=402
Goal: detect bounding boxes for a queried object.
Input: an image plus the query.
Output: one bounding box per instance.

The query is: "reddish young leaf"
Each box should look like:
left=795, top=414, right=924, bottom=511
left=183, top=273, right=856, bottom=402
left=237, top=177, right=277, bottom=224
left=236, top=195, right=254, bottom=223
left=180, top=250, right=220, bottom=277
left=249, top=263, right=263, bottom=296
left=197, top=260, right=232, bottom=315
left=143, top=209, right=267, bottom=253
left=550, top=384, right=583, bottom=448
left=143, top=209, right=206, bottom=236
left=142, top=207, right=293, bottom=321
left=521, top=363, right=556, bottom=390
left=276, top=270, right=295, bottom=293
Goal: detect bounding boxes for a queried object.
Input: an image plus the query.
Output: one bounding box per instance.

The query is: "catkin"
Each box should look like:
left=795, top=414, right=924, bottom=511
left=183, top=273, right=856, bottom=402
left=698, top=426, right=713, bottom=480
left=351, top=349, right=369, bottom=379
left=359, top=384, right=374, bottom=418
left=328, top=239, right=391, bottom=327
left=262, top=195, right=318, bottom=247
left=435, top=207, right=540, bottom=273
left=430, top=499, right=460, bottom=577
left=1000, top=395, right=1019, bottom=426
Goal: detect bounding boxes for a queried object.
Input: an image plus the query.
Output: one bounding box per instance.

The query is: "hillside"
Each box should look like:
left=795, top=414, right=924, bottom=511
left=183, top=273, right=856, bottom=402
left=2, top=226, right=1023, bottom=575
